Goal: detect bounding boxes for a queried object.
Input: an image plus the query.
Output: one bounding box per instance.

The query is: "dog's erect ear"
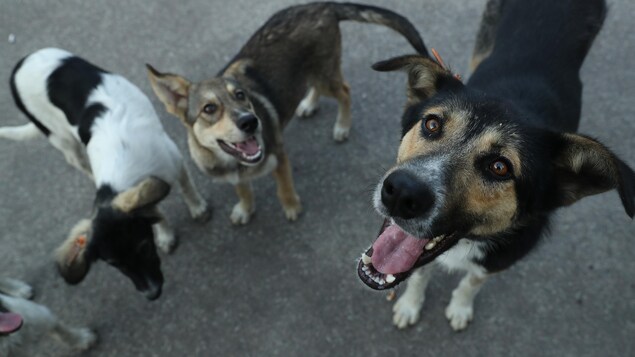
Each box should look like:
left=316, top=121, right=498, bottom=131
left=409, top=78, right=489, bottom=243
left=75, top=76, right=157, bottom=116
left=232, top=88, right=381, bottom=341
left=112, top=177, right=171, bottom=213
left=551, top=133, right=635, bottom=217
left=146, top=64, right=191, bottom=121
left=372, top=55, right=463, bottom=105
left=55, top=219, right=93, bottom=285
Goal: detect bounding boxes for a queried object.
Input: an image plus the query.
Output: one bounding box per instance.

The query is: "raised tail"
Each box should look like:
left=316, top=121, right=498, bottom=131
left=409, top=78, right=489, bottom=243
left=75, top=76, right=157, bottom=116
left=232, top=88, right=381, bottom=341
left=329, top=2, right=429, bottom=56
left=0, top=123, right=43, bottom=141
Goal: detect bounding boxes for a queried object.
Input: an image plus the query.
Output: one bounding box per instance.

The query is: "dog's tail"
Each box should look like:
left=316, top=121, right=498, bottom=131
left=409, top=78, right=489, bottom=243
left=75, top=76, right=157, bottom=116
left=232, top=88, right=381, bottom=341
left=330, top=2, right=429, bottom=56
left=0, top=123, right=42, bottom=141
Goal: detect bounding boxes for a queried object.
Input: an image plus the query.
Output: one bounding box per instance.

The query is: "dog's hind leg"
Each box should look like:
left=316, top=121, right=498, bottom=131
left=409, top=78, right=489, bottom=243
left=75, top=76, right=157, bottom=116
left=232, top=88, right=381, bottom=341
left=470, top=0, right=506, bottom=73
left=178, top=165, right=211, bottom=223
left=230, top=182, right=255, bottom=225
left=295, top=87, right=321, bottom=118
left=0, top=278, right=33, bottom=299
left=0, top=123, right=42, bottom=141
left=48, top=134, right=93, bottom=180
left=272, top=150, right=302, bottom=221
left=445, top=271, right=488, bottom=331
left=392, top=266, right=434, bottom=329
left=51, top=322, right=97, bottom=351
left=320, top=71, right=351, bottom=142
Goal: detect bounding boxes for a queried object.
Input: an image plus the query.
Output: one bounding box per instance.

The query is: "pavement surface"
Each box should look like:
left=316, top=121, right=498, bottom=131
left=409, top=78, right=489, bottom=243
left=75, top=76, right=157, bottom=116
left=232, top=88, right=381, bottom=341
left=1, top=0, right=634, bottom=356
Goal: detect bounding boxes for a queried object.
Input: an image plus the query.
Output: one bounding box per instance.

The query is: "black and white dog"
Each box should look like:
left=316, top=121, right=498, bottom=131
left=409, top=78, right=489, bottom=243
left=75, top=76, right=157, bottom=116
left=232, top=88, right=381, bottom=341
left=0, top=48, right=210, bottom=300
left=0, top=278, right=96, bottom=355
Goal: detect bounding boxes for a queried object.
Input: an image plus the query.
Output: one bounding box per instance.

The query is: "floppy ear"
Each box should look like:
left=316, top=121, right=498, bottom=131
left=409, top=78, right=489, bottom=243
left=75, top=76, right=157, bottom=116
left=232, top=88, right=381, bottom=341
left=146, top=64, right=191, bottom=122
left=552, top=133, right=635, bottom=217
left=55, top=219, right=93, bottom=285
left=372, top=55, right=463, bottom=105
left=111, top=177, right=171, bottom=213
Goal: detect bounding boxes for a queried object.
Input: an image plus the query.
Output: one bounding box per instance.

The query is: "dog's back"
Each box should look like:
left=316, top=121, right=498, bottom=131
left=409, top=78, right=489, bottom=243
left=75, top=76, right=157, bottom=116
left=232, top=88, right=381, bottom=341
left=469, top=0, right=607, bottom=132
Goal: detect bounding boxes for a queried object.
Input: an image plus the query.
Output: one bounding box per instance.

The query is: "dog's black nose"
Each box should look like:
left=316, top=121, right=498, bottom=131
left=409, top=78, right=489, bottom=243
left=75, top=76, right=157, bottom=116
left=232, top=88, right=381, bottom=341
left=237, top=113, right=259, bottom=134
left=381, top=171, right=435, bottom=219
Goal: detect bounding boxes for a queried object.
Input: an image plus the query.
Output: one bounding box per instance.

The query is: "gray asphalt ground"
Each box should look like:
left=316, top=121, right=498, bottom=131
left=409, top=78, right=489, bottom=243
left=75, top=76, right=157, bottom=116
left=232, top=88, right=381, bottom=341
left=1, top=0, right=634, bottom=356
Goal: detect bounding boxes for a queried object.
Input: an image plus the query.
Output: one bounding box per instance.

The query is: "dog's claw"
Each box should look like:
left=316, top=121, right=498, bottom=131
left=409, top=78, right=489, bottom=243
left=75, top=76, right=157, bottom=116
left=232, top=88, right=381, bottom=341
left=333, top=124, right=350, bottom=142
left=191, top=204, right=212, bottom=223
left=1, top=278, right=34, bottom=299
left=283, top=203, right=302, bottom=221
left=230, top=203, right=253, bottom=225
left=71, top=327, right=98, bottom=350
left=445, top=300, right=473, bottom=331
left=392, top=293, right=424, bottom=329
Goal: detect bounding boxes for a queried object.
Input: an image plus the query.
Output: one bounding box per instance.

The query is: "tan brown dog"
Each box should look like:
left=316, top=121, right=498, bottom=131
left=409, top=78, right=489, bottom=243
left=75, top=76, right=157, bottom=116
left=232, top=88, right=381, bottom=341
left=147, top=2, right=427, bottom=224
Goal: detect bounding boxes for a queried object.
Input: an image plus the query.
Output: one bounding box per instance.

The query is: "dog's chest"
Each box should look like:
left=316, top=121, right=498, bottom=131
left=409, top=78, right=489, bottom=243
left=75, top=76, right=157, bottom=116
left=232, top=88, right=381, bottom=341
left=435, top=238, right=488, bottom=274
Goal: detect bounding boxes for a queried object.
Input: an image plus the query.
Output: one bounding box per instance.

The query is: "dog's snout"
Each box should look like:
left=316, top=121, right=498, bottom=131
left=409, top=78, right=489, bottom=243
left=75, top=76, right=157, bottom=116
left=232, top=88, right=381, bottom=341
left=381, top=171, right=435, bottom=219
left=237, top=113, right=258, bottom=134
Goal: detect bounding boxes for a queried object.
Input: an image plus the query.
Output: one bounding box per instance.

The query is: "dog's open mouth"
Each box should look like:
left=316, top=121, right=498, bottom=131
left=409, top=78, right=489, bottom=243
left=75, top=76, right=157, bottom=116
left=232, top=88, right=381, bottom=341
left=357, top=219, right=459, bottom=290
left=218, top=136, right=263, bottom=164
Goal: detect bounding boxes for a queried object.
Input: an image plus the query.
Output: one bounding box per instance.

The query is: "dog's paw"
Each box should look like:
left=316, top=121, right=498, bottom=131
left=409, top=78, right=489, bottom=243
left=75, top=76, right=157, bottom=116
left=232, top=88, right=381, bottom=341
left=190, top=202, right=212, bottom=223
left=230, top=203, right=253, bottom=225
left=155, top=228, right=177, bottom=254
left=2, top=278, right=34, bottom=299
left=283, top=200, right=302, bottom=221
left=333, top=124, right=350, bottom=142
left=445, top=300, right=473, bottom=331
left=72, top=327, right=98, bottom=350
left=392, top=294, right=424, bottom=329
left=296, top=99, right=319, bottom=118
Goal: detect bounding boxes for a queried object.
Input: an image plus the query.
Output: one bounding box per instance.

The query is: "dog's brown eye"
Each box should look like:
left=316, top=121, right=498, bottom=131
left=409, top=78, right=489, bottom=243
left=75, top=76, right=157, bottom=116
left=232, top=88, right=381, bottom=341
left=490, top=160, right=509, bottom=177
left=235, top=90, right=245, bottom=101
left=424, top=115, right=441, bottom=133
left=203, top=104, right=217, bottom=114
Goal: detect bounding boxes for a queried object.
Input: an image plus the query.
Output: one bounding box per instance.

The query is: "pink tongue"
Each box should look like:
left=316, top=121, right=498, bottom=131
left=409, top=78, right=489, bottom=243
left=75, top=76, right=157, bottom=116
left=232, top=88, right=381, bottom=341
left=371, top=224, right=429, bottom=275
left=0, top=312, right=23, bottom=334
left=235, top=137, right=260, bottom=156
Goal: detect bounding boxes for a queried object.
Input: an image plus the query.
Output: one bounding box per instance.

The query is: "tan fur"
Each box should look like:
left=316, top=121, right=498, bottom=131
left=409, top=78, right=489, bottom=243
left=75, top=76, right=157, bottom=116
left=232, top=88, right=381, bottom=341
left=272, top=151, right=302, bottom=219
left=111, top=177, right=171, bottom=213
left=146, top=65, right=190, bottom=121
left=397, top=107, right=469, bottom=163
left=395, top=105, right=520, bottom=236
left=55, top=219, right=92, bottom=267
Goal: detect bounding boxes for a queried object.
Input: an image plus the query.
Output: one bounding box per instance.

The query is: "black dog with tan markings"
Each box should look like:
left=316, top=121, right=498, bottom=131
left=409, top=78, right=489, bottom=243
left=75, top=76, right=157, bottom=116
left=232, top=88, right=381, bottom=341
left=357, top=0, right=635, bottom=330
left=146, top=2, right=427, bottom=224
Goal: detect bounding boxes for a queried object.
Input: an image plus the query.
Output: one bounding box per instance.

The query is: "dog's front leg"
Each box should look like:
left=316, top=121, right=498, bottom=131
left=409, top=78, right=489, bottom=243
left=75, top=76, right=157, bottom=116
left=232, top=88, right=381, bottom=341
left=272, top=151, right=302, bottom=221
left=152, top=209, right=176, bottom=253
left=51, top=322, right=97, bottom=351
left=231, top=182, right=255, bottom=225
left=178, top=165, right=211, bottom=223
left=392, top=265, right=434, bottom=329
left=445, top=271, right=488, bottom=331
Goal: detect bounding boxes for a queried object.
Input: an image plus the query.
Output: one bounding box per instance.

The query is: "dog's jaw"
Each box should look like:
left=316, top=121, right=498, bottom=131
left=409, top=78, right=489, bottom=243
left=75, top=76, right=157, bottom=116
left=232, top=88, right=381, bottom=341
left=358, top=219, right=461, bottom=290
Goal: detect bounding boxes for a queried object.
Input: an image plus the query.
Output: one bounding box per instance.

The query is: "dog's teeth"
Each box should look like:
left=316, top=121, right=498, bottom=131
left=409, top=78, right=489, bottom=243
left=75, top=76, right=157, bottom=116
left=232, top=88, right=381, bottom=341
left=361, top=253, right=372, bottom=265
left=425, top=241, right=437, bottom=250
left=362, top=265, right=369, bottom=272
left=378, top=278, right=385, bottom=285
left=385, top=274, right=396, bottom=283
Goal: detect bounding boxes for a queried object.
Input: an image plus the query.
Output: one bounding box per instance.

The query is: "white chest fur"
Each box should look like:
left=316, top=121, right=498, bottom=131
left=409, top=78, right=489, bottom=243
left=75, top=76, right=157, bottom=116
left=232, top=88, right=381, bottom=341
left=435, top=238, right=488, bottom=275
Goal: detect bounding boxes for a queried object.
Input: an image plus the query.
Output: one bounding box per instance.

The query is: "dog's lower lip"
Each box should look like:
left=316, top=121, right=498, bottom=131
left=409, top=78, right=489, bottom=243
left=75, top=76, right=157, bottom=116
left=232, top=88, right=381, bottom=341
left=218, top=138, right=263, bottom=164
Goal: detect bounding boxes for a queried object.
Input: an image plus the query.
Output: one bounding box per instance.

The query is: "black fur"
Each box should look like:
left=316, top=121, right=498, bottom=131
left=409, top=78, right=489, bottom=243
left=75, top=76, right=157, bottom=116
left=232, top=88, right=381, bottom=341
left=47, top=57, right=108, bottom=144
left=87, top=185, right=164, bottom=300
left=369, top=0, right=633, bottom=282
left=9, top=57, right=51, bottom=136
